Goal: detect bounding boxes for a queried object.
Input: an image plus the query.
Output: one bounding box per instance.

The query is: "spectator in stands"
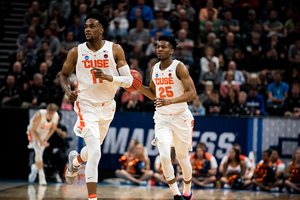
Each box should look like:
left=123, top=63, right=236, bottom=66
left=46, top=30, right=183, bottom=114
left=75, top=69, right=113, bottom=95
left=198, top=21, right=215, bottom=46
left=200, top=47, right=219, bottom=74
left=182, top=0, right=196, bottom=23
left=224, top=88, right=239, bottom=115
left=115, top=143, right=153, bottom=185
left=60, top=31, right=79, bottom=60
left=267, top=71, right=289, bottom=110
left=178, top=20, right=194, bottom=41
left=38, top=62, right=53, bottom=88
left=144, top=58, right=158, bottom=86
left=218, top=0, right=239, bottom=20
left=122, top=91, right=144, bottom=112
left=21, top=73, right=49, bottom=108
left=129, top=0, right=154, bottom=22
left=220, top=148, right=252, bottom=189
left=11, top=61, right=29, bottom=90
left=43, top=111, right=69, bottom=183
left=153, top=0, right=171, bottom=12
left=199, top=81, right=213, bottom=102
left=191, top=146, right=217, bottom=187
left=230, top=48, right=243, bottom=71
left=288, top=37, right=300, bottom=63
left=110, top=9, right=129, bottom=31
left=246, top=86, right=266, bottom=116
left=24, top=1, right=47, bottom=27
left=0, top=75, right=22, bottom=107
left=129, top=7, right=144, bottom=30
left=150, top=18, right=172, bottom=42
left=169, top=8, right=190, bottom=34
left=42, top=27, right=61, bottom=56
left=188, top=95, right=205, bottom=116
left=17, top=26, right=42, bottom=52
left=220, top=32, right=241, bottom=64
left=263, top=10, right=283, bottom=37
left=61, top=94, right=73, bottom=111
left=200, top=9, right=220, bottom=38
left=252, top=149, right=275, bottom=191
left=172, top=45, right=194, bottom=72
left=107, top=18, right=128, bottom=45
left=203, top=89, right=227, bottom=116
left=17, top=38, right=38, bottom=78
left=200, top=33, right=221, bottom=57
left=48, top=6, right=67, bottom=40
left=220, top=11, right=240, bottom=39
left=241, top=9, right=257, bottom=36
left=284, top=83, right=300, bottom=118
left=49, top=0, right=71, bottom=21
left=199, top=0, right=218, bottom=21
left=129, top=59, right=144, bottom=78
left=20, top=16, right=44, bottom=38
left=67, top=15, right=85, bottom=43
left=261, top=0, right=278, bottom=23
left=50, top=72, right=65, bottom=107
left=153, top=147, right=182, bottom=186
left=284, top=149, right=300, bottom=192
left=264, top=33, right=286, bottom=70
left=221, top=61, right=245, bottom=86
left=244, top=43, right=263, bottom=73
left=117, top=140, right=139, bottom=170
left=245, top=73, right=266, bottom=99
left=176, top=29, right=194, bottom=57
left=13, top=51, right=33, bottom=77
left=128, top=19, right=150, bottom=48
left=37, top=41, right=51, bottom=66
left=199, top=61, right=221, bottom=89
left=220, top=70, right=240, bottom=99
left=148, top=11, right=171, bottom=31
left=49, top=20, right=62, bottom=41
left=232, top=91, right=250, bottom=116
left=235, top=0, right=259, bottom=10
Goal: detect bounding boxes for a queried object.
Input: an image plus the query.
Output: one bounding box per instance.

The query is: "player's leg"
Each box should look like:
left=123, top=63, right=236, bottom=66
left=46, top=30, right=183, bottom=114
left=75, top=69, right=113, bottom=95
left=202, top=176, right=217, bottom=185
left=138, top=169, right=154, bottom=181
left=33, top=145, right=46, bottom=185
left=115, top=169, right=141, bottom=184
left=220, top=177, right=229, bottom=184
left=154, top=172, right=169, bottom=185
left=285, top=180, right=300, bottom=192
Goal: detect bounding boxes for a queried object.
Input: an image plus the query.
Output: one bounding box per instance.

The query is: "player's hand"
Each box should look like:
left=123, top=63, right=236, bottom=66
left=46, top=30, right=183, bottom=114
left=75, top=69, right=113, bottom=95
left=66, top=90, right=80, bottom=102
left=40, top=140, right=49, bottom=147
left=91, top=67, right=112, bottom=81
left=154, top=98, right=172, bottom=107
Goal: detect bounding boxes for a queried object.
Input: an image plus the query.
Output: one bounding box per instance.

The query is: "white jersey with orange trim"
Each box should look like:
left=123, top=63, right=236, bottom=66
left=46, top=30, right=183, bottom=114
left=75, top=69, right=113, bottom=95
left=27, top=109, right=59, bottom=140
left=226, top=163, right=242, bottom=175
left=76, top=41, right=119, bottom=104
left=152, top=59, right=188, bottom=115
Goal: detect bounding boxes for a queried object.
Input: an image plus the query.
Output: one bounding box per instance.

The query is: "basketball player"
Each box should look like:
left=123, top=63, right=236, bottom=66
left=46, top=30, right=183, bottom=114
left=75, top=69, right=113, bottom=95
left=60, top=11, right=133, bottom=200
left=138, top=35, right=196, bottom=200
left=27, top=103, right=59, bottom=185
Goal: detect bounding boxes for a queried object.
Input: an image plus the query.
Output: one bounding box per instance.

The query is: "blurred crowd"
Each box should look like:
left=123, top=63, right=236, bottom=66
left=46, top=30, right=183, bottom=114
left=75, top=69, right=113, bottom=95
left=1, top=0, right=300, bottom=117
left=116, top=140, right=300, bottom=193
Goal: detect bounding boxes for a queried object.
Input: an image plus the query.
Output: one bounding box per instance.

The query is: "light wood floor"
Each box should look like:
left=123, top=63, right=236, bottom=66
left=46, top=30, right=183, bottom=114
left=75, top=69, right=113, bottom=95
left=0, top=181, right=299, bottom=200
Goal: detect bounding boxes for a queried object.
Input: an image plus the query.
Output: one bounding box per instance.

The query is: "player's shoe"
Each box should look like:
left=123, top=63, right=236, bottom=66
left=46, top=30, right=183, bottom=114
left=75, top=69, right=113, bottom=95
left=39, top=173, right=47, bottom=185
left=174, top=195, right=183, bottom=200
left=182, top=192, right=193, bottom=200
left=28, top=164, right=38, bottom=183
left=65, top=150, right=80, bottom=185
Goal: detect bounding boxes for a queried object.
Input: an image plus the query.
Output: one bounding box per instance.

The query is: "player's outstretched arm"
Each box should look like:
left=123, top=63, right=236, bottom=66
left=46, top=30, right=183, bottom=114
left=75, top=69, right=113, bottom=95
left=155, top=63, right=196, bottom=107
left=60, top=47, right=79, bottom=102
left=139, top=66, right=156, bottom=100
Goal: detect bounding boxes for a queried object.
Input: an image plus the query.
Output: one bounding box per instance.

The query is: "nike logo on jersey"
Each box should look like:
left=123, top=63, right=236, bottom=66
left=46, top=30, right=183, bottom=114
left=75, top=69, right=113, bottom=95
left=184, top=119, right=187, bottom=122
left=82, top=54, right=87, bottom=56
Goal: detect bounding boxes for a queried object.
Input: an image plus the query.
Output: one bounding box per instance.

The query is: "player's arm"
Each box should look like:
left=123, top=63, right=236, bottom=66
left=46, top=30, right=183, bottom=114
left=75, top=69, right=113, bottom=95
left=31, top=111, right=47, bottom=147
left=44, top=116, right=60, bottom=142
left=60, top=47, right=79, bottom=102
left=155, top=63, right=196, bottom=107
left=143, top=157, right=151, bottom=171
left=241, top=160, right=246, bottom=179
left=222, top=161, right=228, bottom=178
left=91, top=44, right=133, bottom=88
left=138, top=66, right=156, bottom=100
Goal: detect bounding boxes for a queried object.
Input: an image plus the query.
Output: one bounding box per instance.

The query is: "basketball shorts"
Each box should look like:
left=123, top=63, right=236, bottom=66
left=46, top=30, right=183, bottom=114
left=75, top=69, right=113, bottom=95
left=27, top=128, right=47, bottom=151
left=73, top=99, right=116, bottom=144
left=152, top=108, right=194, bottom=151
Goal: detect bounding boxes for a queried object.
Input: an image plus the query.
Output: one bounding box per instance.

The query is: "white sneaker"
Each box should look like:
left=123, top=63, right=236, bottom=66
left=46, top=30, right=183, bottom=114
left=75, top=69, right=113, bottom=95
left=39, top=174, right=47, bottom=185
left=55, top=173, right=62, bottom=183
left=28, top=164, right=38, bottom=183
left=65, top=150, right=80, bottom=185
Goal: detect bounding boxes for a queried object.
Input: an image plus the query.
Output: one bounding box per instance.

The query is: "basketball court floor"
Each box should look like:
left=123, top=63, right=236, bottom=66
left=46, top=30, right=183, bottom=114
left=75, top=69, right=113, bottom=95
left=0, top=179, right=299, bottom=200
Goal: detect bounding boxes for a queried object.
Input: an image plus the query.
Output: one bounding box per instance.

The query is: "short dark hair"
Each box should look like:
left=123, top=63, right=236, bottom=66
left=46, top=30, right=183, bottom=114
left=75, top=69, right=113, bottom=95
left=250, top=85, right=258, bottom=91
left=212, top=89, right=219, bottom=95
left=85, top=10, right=110, bottom=33
left=158, top=35, right=178, bottom=49
left=263, top=149, right=272, bottom=157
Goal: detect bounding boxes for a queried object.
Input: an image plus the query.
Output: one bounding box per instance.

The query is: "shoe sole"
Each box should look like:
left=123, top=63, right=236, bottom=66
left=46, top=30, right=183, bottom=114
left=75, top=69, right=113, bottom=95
left=182, top=192, right=193, bottom=200
left=65, top=150, right=79, bottom=185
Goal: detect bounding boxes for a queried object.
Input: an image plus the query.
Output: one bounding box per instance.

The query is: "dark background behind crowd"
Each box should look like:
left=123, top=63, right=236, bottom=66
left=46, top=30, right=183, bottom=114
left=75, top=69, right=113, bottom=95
left=1, top=0, right=300, bottom=118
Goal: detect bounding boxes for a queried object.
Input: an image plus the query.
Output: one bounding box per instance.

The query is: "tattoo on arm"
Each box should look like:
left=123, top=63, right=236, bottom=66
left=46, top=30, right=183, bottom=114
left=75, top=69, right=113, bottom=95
left=61, top=76, right=72, bottom=93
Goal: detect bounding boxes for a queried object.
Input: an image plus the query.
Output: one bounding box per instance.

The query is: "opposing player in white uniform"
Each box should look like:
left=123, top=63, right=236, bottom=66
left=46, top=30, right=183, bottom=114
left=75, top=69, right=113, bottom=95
left=60, top=11, right=133, bottom=200
left=139, top=35, right=197, bottom=200
left=27, top=103, right=59, bottom=185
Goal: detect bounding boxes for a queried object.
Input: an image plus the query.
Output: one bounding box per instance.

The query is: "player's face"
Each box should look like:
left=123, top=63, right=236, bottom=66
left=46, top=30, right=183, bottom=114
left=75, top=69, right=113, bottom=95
left=229, top=149, right=236, bottom=160
left=196, top=147, right=204, bottom=159
left=46, top=110, right=55, bottom=121
left=156, top=41, right=174, bottom=60
left=84, top=18, right=103, bottom=42
left=295, top=150, right=300, bottom=161
left=262, top=152, right=269, bottom=162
